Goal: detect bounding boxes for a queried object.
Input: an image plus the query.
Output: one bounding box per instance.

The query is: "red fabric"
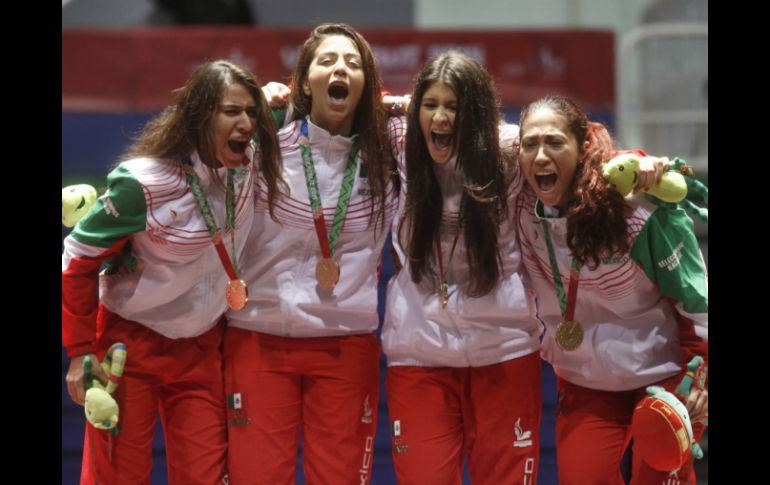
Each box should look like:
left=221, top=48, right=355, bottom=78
left=79, top=308, right=227, bottom=485
left=223, top=328, right=381, bottom=485
left=555, top=375, right=703, bottom=485
left=632, top=396, right=691, bottom=471
left=385, top=352, right=542, bottom=485
left=610, top=148, right=648, bottom=159
left=62, top=238, right=129, bottom=357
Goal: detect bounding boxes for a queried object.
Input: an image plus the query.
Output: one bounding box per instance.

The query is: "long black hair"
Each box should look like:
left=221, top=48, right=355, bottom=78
left=400, top=51, right=514, bottom=297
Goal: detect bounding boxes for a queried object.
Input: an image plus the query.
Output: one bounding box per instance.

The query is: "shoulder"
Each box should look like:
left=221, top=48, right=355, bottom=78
left=119, top=157, right=180, bottom=185
left=498, top=122, right=520, bottom=150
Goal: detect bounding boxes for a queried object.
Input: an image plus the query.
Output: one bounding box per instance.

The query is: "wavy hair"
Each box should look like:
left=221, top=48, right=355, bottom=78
left=289, top=23, right=395, bottom=229
left=519, top=95, right=631, bottom=268
left=124, top=59, right=285, bottom=218
left=399, top=51, right=515, bottom=297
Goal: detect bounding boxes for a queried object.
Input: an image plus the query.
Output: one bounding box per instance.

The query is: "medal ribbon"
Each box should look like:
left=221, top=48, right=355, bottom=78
left=182, top=156, right=240, bottom=280
left=299, top=118, right=360, bottom=258
left=435, top=194, right=466, bottom=297
left=540, top=218, right=582, bottom=321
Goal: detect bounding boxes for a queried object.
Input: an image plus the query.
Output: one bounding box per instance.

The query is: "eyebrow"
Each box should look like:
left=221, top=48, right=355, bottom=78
left=220, top=102, right=257, bottom=108
left=317, top=52, right=361, bottom=60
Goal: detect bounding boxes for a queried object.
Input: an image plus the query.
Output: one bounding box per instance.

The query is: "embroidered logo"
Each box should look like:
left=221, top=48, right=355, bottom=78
left=102, top=195, right=120, bottom=218
left=513, top=417, right=533, bottom=448
left=361, top=395, right=373, bottom=424
left=228, top=393, right=242, bottom=410
left=657, top=242, right=685, bottom=271
left=392, top=419, right=409, bottom=454
left=227, top=392, right=251, bottom=427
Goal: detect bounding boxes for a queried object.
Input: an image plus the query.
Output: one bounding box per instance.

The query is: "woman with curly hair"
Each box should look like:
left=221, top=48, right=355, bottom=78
left=515, top=95, right=708, bottom=484
left=381, top=51, right=543, bottom=485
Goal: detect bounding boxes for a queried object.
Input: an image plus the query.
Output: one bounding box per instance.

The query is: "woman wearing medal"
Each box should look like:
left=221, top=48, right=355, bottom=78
left=62, top=60, right=282, bottom=484
left=514, top=95, right=708, bottom=484
left=380, top=51, right=544, bottom=485
left=222, top=24, right=398, bottom=484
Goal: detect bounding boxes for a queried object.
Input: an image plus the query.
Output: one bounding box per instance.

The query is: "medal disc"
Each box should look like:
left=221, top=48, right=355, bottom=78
left=316, top=257, right=340, bottom=289
left=438, top=280, right=449, bottom=309
left=555, top=320, right=583, bottom=351
left=226, top=279, right=249, bottom=311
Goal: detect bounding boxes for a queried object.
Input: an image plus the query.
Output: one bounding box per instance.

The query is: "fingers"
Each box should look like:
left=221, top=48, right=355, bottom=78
left=655, top=157, right=669, bottom=185
left=66, top=373, right=85, bottom=406
left=686, top=388, right=708, bottom=422
left=262, top=82, right=290, bottom=107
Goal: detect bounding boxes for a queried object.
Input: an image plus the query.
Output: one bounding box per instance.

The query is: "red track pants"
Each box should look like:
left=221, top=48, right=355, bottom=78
left=555, top=375, right=706, bottom=485
left=385, top=352, right=542, bottom=485
left=80, top=306, right=228, bottom=485
left=223, top=328, right=381, bottom=485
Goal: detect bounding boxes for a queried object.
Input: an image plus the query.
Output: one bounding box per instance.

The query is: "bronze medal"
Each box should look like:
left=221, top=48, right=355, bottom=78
left=226, top=279, right=249, bottom=311
left=555, top=320, right=583, bottom=351
left=316, top=257, right=340, bottom=289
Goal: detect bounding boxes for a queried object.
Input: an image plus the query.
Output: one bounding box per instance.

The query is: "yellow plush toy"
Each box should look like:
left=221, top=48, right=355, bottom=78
left=602, top=153, right=687, bottom=203
left=603, top=154, right=708, bottom=222
left=62, top=184, right=98, bottom=228
left=83, top=343, right=127, bottom=434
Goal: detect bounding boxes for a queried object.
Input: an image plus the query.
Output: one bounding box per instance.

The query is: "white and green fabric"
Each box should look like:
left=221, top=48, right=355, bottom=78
left=516, top=187, right=708, bottom=391
left=62, top=149, right=258, bottom=356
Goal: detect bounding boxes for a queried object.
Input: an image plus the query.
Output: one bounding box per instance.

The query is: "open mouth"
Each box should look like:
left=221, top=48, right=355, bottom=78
left=431, top=132, right=453, bottom=150
left=535, top=173, right=557, bottom=191
left=228, top=140, right=248, bottom=154
left=328, top=83, right=349, bottom=101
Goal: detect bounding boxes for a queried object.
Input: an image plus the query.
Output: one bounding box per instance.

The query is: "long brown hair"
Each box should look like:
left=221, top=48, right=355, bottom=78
left=289, top=23, right=395, bottom=229
left=519, top=95, right=631, bottom=268
left=124, top=59, right=284, bottom=217
left=400, top=51, right=515, bottom=297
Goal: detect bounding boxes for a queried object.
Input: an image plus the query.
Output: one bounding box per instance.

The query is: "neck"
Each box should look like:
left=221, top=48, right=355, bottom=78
left=198, top=152, right=222, bottom=169
left=309, top=112, right=354, bottom=137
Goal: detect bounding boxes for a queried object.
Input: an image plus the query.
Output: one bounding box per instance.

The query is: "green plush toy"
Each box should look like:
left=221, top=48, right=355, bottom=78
left=62, top=184, right=98, bottom=228
left=603, top=154, right=708, bottom=222
left=83, top=343, right=127, bottom=435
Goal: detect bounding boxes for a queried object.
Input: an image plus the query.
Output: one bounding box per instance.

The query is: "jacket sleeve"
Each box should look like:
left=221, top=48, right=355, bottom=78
left=630, top=204, right=708, bottom=369
left=61, top=164, right=147, bottom=357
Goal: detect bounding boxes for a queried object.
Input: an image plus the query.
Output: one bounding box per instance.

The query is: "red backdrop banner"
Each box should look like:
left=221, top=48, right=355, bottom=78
left=62, top=28, right=614, bottom=112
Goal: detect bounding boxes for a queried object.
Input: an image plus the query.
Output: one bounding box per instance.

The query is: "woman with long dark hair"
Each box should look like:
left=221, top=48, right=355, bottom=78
left=62, top=59, right=281, bottom=484
left=381, top=51, right=543, bottom=485
left=222, top=23, right=398, bottom=485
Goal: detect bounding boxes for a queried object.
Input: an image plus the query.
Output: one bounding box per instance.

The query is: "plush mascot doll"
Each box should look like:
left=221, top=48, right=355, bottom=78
left=631, top=356, right=707, bottom=471
left=603, top=152, right=708, bottom=222
left=62, top=184, right=98, bottom=227
left=83, top=343, right=128, bottom=436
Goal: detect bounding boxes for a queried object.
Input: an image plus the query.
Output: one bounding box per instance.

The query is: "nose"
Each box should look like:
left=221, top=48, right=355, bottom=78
left=236, top=111, right=255, bottom=135
left=333, top=58, right=349, bottom=76
left=433, top=107, right=451, bottom=126
left=534, top=144, right=549, bottom=164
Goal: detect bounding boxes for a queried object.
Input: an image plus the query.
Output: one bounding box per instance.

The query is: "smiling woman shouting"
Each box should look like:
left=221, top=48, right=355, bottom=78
left=221, top=23, right=399, bottom=485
